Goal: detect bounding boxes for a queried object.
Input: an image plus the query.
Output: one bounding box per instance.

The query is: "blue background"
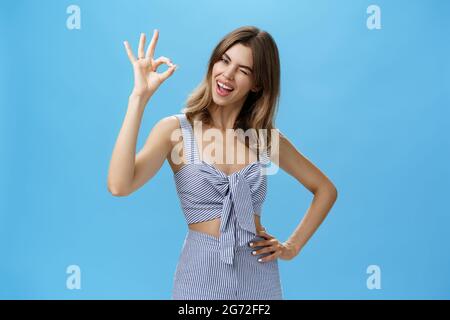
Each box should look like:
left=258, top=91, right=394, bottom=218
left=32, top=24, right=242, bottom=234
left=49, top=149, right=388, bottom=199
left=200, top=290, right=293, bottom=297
left=1, top=0, right=449, bottom=299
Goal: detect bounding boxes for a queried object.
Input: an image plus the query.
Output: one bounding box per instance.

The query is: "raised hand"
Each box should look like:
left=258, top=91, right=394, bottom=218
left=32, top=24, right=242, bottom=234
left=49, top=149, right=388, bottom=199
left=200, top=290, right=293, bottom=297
left=123, top=29, right=177, bottom=99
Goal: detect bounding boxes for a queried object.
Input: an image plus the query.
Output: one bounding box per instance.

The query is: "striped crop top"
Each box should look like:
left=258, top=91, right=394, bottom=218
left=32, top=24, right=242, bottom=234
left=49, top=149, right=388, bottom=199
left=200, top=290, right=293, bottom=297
left=172, top=113, right=270, bottom=265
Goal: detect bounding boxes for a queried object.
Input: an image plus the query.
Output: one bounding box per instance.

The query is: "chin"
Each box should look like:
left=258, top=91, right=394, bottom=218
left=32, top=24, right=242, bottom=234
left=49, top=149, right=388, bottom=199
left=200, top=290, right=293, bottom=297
left=211, top=96, right=227, bottom=106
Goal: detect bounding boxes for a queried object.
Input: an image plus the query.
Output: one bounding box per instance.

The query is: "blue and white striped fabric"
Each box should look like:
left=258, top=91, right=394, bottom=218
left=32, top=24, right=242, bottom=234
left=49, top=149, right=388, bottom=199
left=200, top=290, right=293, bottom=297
left=172, top=229, right=283, bottom=300
left=171, top=113, right=282, bottom=300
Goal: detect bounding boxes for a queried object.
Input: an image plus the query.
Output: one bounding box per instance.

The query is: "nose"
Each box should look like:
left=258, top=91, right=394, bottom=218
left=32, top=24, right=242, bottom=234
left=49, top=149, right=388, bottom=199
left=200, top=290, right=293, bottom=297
left=222, top=65, right=235, bottom=80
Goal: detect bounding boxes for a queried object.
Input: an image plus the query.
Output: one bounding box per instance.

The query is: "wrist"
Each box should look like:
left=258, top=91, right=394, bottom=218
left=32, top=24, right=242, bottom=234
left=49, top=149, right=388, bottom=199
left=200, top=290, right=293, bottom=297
left=129, top=90, right=153, bottom=102
left=129, top=92, right=151, bottom=107
left=284, top=240, right=302, bottom=256
left=127, top=94, right=150, bottom=114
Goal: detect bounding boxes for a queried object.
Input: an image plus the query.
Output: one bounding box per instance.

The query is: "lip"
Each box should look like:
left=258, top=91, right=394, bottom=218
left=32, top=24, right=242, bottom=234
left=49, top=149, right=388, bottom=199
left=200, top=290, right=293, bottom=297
left=217, top=79, right=235, bottom=90
left=215, top=80, right=234, bottom=97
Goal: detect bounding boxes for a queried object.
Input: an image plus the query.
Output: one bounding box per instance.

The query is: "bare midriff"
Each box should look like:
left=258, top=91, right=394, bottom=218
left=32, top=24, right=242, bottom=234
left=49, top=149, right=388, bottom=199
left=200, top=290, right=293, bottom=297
left=188, top=214, right=264, bottom=239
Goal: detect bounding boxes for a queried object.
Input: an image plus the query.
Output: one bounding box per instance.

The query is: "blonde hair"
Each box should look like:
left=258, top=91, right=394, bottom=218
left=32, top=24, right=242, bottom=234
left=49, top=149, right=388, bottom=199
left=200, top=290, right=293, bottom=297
left=181, top=25, right=281, bottom=157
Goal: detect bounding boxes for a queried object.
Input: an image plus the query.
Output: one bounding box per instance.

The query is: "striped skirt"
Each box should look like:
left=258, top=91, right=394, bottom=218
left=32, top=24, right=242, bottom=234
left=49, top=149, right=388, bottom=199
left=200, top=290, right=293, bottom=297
left=171, top=229, right=283, bottom=300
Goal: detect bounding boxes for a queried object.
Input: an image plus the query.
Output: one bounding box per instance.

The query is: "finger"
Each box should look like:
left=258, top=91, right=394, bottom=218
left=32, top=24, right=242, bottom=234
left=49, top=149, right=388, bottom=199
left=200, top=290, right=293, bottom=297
left=158, top=64, right=177, bottom=82
left=257, top=251, right=281, bottom=263
left=123, top=41, right=136, bottom=63
left=145, top=29, right=159, bottom=59
left=249, top=239, right=273, bottom=248
left=138, top=33, right=146, bottom=59
left=251, top=244, right=279, bottom=256
left=258, top=230, right=275, bottom=240
left=153, top=56, right=173, bottom=69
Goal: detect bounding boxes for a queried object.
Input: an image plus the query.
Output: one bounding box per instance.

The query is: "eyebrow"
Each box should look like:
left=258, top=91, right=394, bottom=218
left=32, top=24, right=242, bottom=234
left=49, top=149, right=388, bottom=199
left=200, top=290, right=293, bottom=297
left=223, top=53, right=253, bottom=73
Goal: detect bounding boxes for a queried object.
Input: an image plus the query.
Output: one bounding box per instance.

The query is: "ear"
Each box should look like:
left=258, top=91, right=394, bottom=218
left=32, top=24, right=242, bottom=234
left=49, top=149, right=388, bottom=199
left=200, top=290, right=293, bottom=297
left=251, top=85, right=260, bottom=93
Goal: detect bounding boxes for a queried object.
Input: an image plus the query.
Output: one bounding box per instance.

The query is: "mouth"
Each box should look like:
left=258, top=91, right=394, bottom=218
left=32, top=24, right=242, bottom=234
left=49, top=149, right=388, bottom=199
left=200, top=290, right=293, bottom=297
left=216, top=80, right=234, bottom=97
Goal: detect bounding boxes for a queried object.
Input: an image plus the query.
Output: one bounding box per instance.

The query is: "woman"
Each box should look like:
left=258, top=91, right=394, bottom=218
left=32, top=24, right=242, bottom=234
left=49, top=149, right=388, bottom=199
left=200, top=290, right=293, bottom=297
left=108, top=26, right=338, bottom=300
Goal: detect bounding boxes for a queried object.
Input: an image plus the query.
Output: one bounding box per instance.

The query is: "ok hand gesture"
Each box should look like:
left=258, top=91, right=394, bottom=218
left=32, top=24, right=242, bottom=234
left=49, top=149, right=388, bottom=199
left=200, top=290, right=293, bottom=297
left=123, top=29, right=177, bottom=99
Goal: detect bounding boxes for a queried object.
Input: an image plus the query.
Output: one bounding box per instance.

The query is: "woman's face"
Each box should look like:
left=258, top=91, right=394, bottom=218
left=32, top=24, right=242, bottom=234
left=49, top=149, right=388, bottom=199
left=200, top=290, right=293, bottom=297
left=211, top=43, right=257, bottom=108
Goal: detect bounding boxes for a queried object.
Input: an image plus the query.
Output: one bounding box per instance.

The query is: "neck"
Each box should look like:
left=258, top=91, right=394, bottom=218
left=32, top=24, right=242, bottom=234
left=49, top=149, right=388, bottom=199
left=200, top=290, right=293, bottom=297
left=208, top=101, right=244, bottom=131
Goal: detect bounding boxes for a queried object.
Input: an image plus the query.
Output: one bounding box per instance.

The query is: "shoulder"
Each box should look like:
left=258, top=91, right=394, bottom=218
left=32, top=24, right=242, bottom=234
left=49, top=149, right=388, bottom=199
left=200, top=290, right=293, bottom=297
left=272, top=127, right=285, bottom=139
left=274, top=128, right=289, bottom=148
left=148, top=114, right=183, bottom=147
left=267, top=128, right=289, bottom=164
left=157, top=114, right=182, bottom=129
left=269, top=127, right=286, bottom=148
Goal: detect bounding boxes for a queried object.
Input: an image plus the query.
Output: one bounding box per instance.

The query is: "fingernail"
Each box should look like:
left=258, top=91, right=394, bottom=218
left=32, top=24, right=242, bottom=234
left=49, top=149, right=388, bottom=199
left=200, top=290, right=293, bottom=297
left=252, top=251, right=256, bottom=255
left=249, top=242, right=254, bottom=247
left=258, top=258, right=262, bottom=262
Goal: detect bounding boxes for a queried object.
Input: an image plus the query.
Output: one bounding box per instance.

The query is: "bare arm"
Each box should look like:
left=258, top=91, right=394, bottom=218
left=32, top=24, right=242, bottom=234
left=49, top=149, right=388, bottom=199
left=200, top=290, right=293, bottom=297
left=107, top=29, right=178, bottom=196
left=107, top=103, right=178, bottom=196
left=272, top=130, right=338, bottom=255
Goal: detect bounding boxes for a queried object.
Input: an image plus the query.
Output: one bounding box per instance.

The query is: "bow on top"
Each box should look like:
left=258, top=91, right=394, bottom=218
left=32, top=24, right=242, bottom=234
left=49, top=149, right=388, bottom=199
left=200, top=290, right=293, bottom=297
left=198, top=162, right=259, bottom=265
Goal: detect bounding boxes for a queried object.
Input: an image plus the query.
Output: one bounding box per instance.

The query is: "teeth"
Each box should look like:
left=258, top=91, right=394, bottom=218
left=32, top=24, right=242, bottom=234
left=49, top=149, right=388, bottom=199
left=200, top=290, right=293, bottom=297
left=218, top=81, right=233, bottom=90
